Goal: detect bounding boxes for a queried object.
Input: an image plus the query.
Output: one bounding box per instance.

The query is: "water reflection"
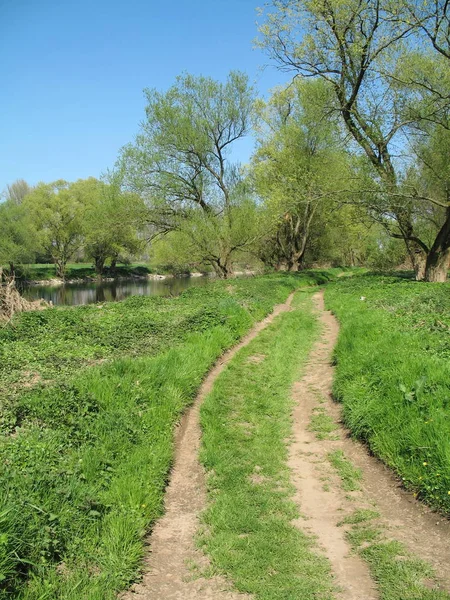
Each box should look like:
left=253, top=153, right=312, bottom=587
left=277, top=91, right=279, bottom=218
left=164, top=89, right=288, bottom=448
left=22, top=276, right=212, bottom=306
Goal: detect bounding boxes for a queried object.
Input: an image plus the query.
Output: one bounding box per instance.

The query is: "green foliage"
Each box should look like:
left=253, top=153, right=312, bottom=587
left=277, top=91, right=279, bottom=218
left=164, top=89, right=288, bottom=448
left=120, top=71, right=258, bottom=277
left=0, top=201, right=37, bottom=269
left=22, top=180, right=89, bottom=279
left=0, top=274, right=326, bottom=598
left=16, top=263, right=153, bottom=282
left=1, top=177, right=146, bottom=280
left=326, top=275, right=450, bottom=514
left=199, top=292, right=335, bottom=599
left=251, top=78, right=350, bottom=270
left=79, top=176, right=146, bottom=275
left=258, top=0, right=450, bottom=281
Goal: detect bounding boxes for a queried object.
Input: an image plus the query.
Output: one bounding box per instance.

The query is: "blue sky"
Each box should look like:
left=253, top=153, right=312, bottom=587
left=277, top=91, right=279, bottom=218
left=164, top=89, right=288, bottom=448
left=0, top=0, right=291, bottom=192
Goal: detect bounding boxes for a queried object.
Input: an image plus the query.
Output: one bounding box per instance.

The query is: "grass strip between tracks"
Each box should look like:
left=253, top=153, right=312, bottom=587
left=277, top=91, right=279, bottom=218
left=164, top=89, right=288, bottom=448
left=199, top=291, right=336, bottom=600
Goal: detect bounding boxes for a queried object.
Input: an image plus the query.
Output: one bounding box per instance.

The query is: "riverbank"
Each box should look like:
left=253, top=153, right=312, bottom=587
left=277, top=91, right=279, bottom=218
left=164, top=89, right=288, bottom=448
left=18, top=263, right=187, bottom=286
left=0, top=272, right=335, bottom=599
left=18, top=263, right=257, bottom=287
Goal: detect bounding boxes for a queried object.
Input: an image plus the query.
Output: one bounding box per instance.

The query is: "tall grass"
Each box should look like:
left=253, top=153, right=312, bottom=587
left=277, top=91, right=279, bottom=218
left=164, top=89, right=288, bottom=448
left=326, top=275, right=450, bottom=515
left=0, top=273, right=333, bottom=598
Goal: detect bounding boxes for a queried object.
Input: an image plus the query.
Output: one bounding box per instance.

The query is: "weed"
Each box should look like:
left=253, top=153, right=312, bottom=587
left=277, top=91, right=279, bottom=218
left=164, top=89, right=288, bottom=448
left=337, top=509, right=380, bottom=526
left=309, top=408, right=339, bottom=440
left=328, top=450, right=362, bottom=491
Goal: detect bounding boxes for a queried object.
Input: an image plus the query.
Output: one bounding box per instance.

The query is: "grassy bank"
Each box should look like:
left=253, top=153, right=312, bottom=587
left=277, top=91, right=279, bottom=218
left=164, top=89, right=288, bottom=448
left=16, top=263, right=153, bottom=282
left=0, top=273, right=333, bottom=598
left=325, top=275, right=450, bottom=515
left=199, top=291, right=335, bottom=599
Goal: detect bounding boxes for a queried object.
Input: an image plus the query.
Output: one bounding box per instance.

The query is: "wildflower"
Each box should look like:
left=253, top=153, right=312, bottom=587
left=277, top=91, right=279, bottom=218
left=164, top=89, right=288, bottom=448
left=423, top=462, right=428, bottom=466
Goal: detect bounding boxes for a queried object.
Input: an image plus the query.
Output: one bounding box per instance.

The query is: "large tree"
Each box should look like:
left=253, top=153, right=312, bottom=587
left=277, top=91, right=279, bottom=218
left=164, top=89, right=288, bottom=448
left=120, top=71, right=258, bottom=278
left=0, top=200, right=37, bottom=275
left=258, top=0, right=450, bottom=281
left=3, top=179, right=33, bottom=205
left=251, top=78, right=349, bottom=271
left=23, top=180, right=87, bottom=279
left=74, top=177, right=146, bottom=276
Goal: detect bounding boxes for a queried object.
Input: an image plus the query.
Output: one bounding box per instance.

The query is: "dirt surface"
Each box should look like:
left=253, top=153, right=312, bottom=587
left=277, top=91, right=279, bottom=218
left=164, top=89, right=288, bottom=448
left=289, top=291, right=378, bottom=600
left=121, top=293, right=294, bottom=600
left=288, top=290, right=450, bottom=597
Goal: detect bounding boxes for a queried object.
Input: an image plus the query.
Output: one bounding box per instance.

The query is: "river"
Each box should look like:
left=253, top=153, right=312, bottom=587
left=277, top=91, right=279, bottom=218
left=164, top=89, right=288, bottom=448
left=21, top=276, right=213, bottom=306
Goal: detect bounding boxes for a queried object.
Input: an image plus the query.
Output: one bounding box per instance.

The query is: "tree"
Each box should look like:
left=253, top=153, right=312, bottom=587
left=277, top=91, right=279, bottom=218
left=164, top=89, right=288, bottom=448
left=251, top=78, right=349, bottom=271
left=23, top=180, right=87, bottom=279
left=0, top=200, right=37, bottom=275
left=258, top=0, right=450, bottom=280
left=120, top=71, right=258, bottom=278
left=3, top=179, right=33, bottom=205
left=398, top=0, right=450, bottom=60
left=73, top=177, right=146, bottom=276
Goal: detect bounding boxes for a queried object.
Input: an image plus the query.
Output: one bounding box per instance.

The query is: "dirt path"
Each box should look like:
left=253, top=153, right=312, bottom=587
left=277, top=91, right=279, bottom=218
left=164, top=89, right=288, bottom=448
left=288, top=290, right=450, bottom=598
left=122, top=293, right=295, bottom=600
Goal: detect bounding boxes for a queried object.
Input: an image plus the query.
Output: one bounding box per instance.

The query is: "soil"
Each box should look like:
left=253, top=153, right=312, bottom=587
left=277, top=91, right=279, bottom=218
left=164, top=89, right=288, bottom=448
left=121, top=294, right=294, bottom=600
left=289, top=291, right=377, bottom=599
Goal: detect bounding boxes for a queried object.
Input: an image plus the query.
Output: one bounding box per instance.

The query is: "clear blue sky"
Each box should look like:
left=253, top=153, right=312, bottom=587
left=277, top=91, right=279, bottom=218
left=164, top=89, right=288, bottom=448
left=0, top=0, right=291, bottom=193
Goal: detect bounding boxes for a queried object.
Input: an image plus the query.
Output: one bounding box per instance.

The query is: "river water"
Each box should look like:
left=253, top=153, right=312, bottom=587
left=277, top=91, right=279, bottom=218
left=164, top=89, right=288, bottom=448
left=21, top=276, right=213, bottom=307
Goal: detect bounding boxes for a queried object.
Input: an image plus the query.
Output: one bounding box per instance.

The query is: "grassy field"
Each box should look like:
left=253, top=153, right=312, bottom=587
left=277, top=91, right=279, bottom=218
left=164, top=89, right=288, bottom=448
left=0, top=272, right=336, bottom=599
left=199, top=291, right=335, bottom=599
left=326, top=274, right=450, bottom=515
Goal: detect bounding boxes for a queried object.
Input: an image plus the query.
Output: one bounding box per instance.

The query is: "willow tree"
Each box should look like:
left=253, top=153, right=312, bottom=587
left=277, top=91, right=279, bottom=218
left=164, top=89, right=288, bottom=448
left=22, top=180, right=87, bottom=279
left=0, top=200, right=37, bottom=276
left=251, top=78, right=349, bottom=271
left=77, top=177, right=146, bottom=276
left=258, top=0, right=450, bottom=281
left=120, top=72, right=258, bottom=278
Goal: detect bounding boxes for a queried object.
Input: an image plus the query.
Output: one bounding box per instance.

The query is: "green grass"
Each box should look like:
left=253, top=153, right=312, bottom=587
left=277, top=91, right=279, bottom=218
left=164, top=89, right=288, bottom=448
left=199, top=291, right=336, bottom=599
left=358, top=540, right=450, bottom=600
left=325, top=275, right=450, bottom=514
left=337, top=508, right=380, bottom=526
left=327, top=450, right=362, bottom=491
left=344, top=522, right=450, bottom=600
left=0, top=272, right=336, bottom=599
left=331, top=452, right=450, bottom=600
left=309, top=407, right=339, bottom=440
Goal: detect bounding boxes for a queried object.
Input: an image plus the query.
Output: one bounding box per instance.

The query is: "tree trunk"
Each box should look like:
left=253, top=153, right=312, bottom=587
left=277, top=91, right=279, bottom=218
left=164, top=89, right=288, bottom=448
left=55, top=259, right=66, bottom=280
left=110, top=257, right=118, bottom=274
left=94, top=256, right=106, bottom=277
left=424, top=250, right=450, bottom=282
left=423, top=209, right=450, bottom=282
left=212, top=256, right=233, bottom=279
left=413, top=252, right=427, bottom=281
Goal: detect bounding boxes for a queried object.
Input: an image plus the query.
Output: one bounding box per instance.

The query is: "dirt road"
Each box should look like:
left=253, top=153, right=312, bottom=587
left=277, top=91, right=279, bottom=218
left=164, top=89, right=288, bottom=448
left=122, top=289, right=450, bottom=599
